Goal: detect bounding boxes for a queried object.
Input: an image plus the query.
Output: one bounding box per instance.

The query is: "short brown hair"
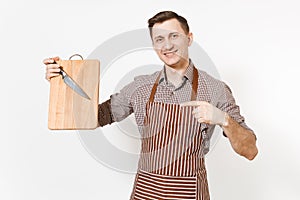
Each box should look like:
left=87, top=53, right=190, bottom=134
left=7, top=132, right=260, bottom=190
left=148, top=11, right=190, bottom=36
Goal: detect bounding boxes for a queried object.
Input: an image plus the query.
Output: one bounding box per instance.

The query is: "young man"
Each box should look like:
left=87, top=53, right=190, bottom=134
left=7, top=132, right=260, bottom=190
left=44, top=11, right=258, bottom=200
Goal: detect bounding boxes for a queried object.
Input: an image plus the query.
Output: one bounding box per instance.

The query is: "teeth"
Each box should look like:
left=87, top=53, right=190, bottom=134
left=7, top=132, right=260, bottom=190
left=164, top=52, right=175, bottom=55
left=164, top=50, right=177, bottom=55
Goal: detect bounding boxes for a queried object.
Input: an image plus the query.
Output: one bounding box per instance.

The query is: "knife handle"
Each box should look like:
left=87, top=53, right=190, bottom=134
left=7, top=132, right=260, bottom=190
left=58, top=67, right=67, bottom=78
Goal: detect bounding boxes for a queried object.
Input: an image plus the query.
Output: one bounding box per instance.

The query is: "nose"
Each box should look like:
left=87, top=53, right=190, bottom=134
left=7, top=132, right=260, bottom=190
left=163, top=38, right=174, bottom=51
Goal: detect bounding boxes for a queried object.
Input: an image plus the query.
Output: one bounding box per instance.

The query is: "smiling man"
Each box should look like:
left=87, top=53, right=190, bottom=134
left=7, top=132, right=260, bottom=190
left=44, top=11, right=258, bottom=200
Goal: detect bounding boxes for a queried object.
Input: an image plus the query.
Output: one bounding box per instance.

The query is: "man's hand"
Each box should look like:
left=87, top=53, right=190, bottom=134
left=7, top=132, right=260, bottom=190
left=43, top=56, right=61, bottom=81
left=180, top=101, right=227, bottom=126
left=180, top=100, right=258, bottom=160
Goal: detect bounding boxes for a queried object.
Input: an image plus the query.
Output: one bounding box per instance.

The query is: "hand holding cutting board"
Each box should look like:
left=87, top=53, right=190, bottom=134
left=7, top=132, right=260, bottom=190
left=43, top=56, right=61, bottom=81
left=43, top=55, right=100, bottom=130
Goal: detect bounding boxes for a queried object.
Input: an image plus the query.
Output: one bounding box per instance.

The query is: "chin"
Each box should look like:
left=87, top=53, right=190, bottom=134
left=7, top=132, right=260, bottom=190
left=166, top=59, right=187, bottom=69
left=161, top=56, right=181, bottom=67
left=165, top=61, right=180, bottom=68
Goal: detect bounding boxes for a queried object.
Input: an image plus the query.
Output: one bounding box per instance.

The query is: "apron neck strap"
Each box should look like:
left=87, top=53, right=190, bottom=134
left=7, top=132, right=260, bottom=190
left=148, top=71, right=162, bottom=102
left=191, top=67, right=198, bottom=101
left=149, top=66, right=199, bottom=102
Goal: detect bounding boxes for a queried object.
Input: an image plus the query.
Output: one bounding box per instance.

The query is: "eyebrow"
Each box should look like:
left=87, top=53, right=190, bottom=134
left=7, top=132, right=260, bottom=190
left=153, top=32, right=179, bottom=40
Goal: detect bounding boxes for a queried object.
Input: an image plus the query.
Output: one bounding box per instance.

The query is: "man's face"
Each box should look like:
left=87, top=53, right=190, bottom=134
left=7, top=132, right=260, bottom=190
left=151, top=18, right=193, bottom=69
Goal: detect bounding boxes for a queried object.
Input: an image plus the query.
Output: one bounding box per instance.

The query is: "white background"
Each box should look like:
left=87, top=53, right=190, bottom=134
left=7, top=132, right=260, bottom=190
left=1, top=0, right=300, bottom=199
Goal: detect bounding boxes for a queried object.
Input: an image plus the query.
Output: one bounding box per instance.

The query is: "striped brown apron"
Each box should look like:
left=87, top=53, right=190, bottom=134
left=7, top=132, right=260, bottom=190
left=131, top=67, right=210, bottom=200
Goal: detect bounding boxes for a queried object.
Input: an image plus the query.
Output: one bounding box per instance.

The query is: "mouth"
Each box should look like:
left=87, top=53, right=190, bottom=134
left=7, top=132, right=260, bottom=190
left=163, top=50, right=178, bottom=57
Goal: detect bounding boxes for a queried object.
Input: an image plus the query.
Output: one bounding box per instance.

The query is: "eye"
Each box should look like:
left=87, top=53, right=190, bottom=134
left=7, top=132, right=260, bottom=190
left=171, top=33, right=179, bottom=39
left=155, top=37, right=164, bottom=43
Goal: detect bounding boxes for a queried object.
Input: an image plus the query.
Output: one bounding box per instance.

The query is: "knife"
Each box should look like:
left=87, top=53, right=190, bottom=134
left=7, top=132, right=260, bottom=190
left=57, top=65, right=91, bottom=100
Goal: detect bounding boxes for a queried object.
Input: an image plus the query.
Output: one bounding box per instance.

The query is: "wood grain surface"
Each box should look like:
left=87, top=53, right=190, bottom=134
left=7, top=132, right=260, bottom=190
left=48, top=59, right=100, bottom=130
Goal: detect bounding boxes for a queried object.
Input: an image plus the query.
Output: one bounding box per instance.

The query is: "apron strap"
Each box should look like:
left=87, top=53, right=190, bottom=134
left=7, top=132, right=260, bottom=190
left=148, top=66, right=199, bottom=102
left=191, top=67, right=198, bottom=101
left=149, top=71, right=162, bottom=102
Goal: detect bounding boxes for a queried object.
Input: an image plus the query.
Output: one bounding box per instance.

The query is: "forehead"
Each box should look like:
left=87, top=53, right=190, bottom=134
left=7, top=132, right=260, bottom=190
left=152, top=18, right=186, bottom=37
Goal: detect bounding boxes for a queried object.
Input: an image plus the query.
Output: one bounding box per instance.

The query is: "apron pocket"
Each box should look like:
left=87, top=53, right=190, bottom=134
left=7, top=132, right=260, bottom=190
left=132, top=170, right=197, bottom=200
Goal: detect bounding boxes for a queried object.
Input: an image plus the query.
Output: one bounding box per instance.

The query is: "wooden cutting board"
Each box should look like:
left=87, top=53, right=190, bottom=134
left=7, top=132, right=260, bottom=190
left=48, top=59, right=100, bottom=130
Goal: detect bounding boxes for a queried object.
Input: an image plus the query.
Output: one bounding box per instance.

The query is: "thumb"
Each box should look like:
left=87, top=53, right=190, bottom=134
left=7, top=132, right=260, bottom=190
left=53, top=56, right=61, bottom=62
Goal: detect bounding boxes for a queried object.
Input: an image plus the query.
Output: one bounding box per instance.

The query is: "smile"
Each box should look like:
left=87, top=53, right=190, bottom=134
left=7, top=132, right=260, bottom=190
left=163, top=50, right=178, bottom=56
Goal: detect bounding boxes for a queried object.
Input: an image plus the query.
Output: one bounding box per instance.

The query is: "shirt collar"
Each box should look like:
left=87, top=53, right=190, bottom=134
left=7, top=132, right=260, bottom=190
left=159, top=59, right=194, bottom=85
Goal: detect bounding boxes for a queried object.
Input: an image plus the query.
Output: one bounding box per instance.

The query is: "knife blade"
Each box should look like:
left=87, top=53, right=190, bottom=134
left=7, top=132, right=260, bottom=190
left=59, top=67, right=91, bottom=100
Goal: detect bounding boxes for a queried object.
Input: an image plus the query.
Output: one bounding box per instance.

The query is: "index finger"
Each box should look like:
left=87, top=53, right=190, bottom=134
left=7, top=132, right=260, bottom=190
left=180, top=101, right=207, bottom=107
left=43, top=56, right=60, bottom=65
left=180, top=101, right=199, bottom=107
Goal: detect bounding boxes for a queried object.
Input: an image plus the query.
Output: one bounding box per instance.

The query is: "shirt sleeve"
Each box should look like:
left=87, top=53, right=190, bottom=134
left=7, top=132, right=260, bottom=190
left=217, top=83, right=253, bottom=132
left=109, top=80, right=136, bottom=122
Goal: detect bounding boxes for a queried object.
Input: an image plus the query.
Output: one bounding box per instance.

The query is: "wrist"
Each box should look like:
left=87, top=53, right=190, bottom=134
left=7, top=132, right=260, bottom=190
left=221, top=112, right=229, bottom=127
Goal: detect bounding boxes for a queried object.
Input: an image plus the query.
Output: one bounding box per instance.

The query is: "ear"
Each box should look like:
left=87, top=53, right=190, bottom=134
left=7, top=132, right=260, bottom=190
left=187, top=32, right=193, bottom=46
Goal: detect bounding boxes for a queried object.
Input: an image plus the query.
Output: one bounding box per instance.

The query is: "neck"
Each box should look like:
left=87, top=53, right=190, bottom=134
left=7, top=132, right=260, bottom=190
left=165, top=60, right=189, bottom=87
left=166, top=59, right=189, bottom=76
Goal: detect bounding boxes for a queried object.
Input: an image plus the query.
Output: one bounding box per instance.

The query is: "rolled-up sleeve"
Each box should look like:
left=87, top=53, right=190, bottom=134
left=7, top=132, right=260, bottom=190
left=110, top=81, right=136, bottom=122
left=217, top=83, right=253, bottom=132
left=98, top=72, right=156, bottom=127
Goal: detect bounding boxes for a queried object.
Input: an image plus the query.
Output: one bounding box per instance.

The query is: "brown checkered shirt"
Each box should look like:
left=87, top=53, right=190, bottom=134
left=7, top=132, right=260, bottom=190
left=100, top=60, right=252, bottom=154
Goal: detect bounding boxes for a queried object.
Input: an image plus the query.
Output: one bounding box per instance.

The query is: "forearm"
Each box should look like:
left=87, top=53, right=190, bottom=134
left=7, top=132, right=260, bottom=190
left=222, top=114, right=258, bottom=160
left=98, top=99, right=115, bottom=127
